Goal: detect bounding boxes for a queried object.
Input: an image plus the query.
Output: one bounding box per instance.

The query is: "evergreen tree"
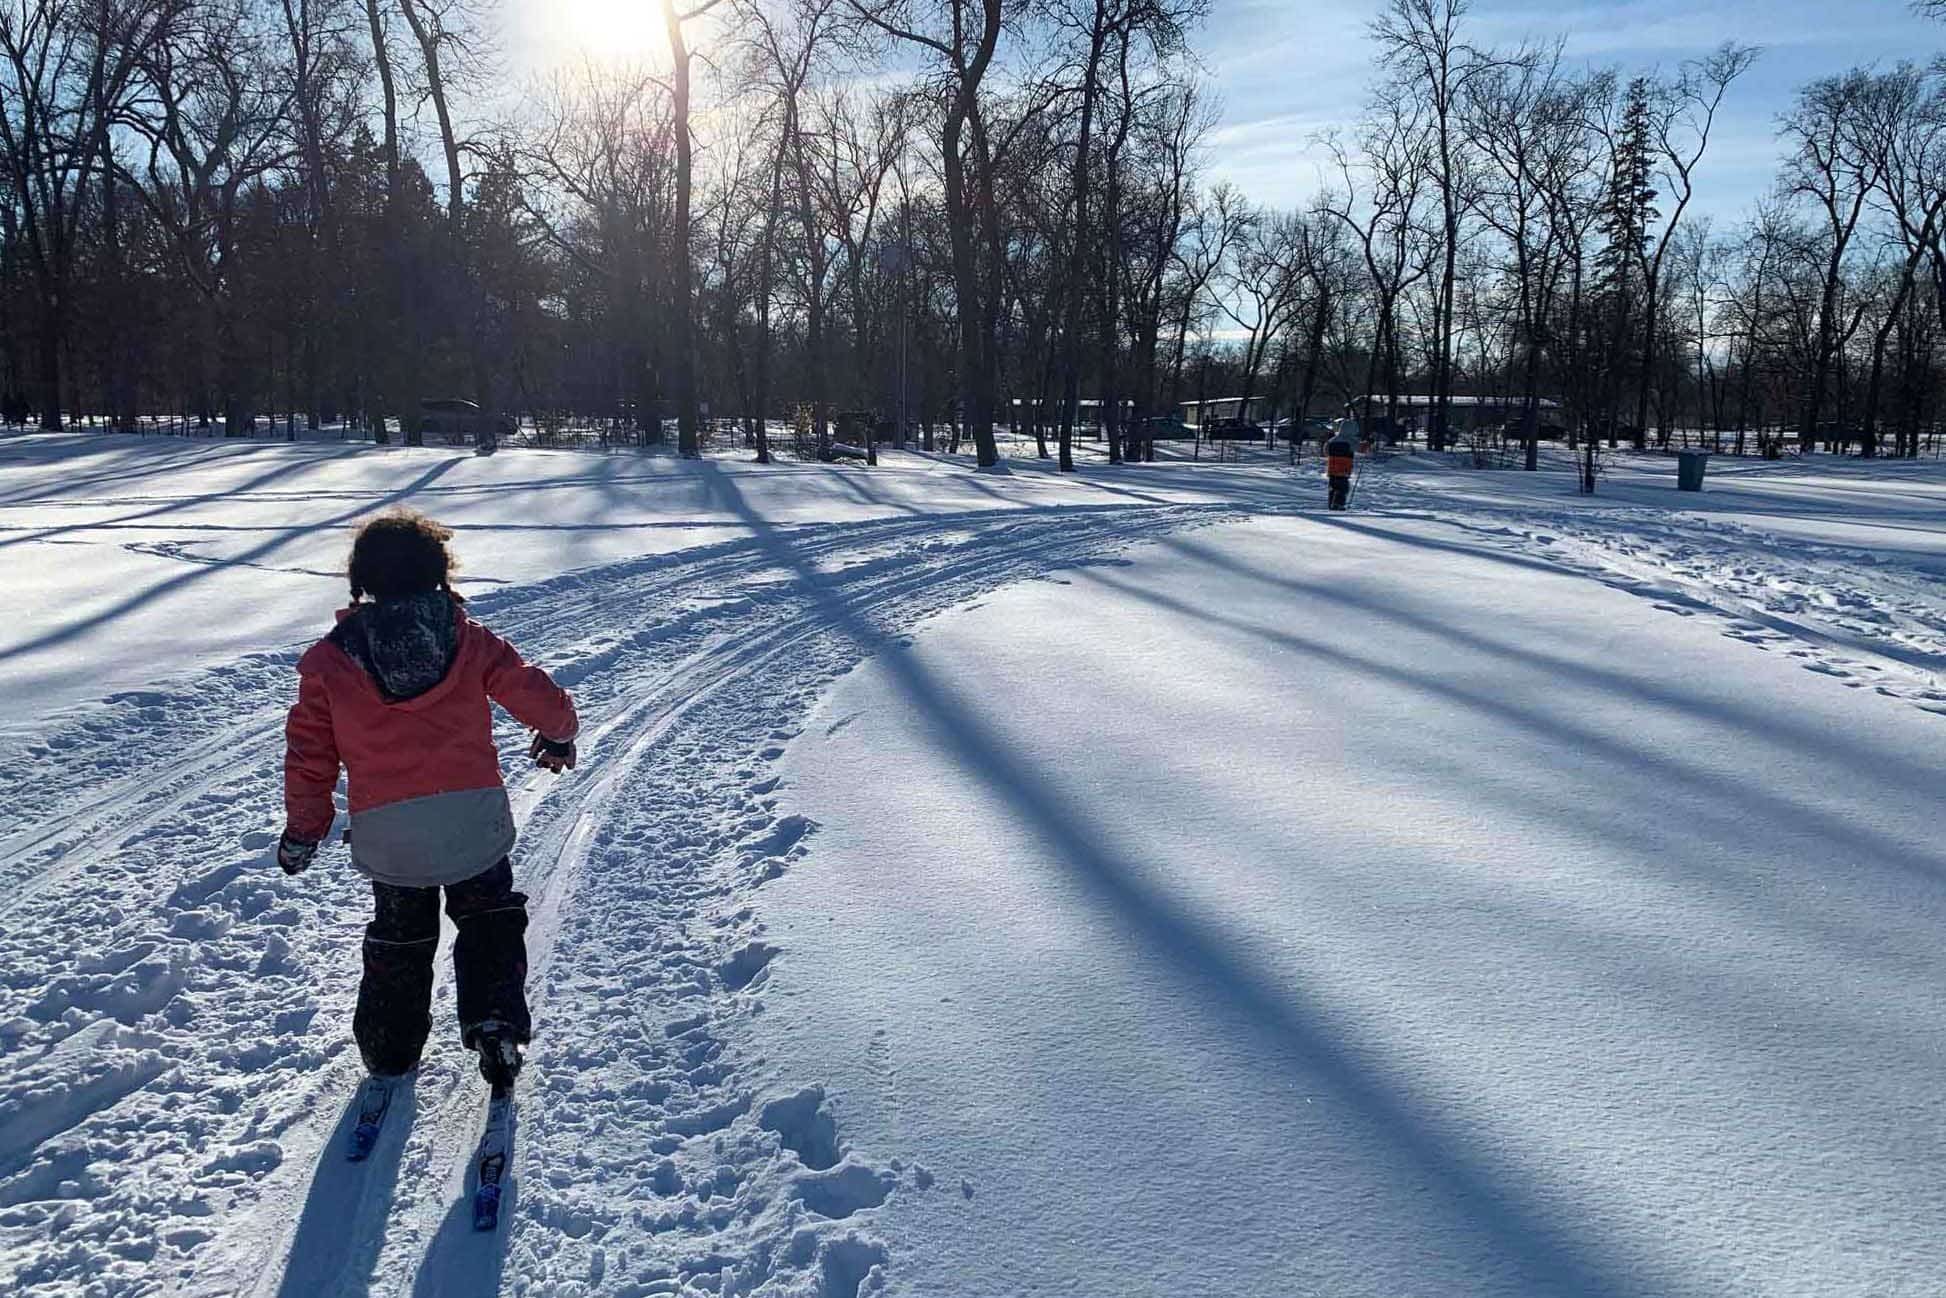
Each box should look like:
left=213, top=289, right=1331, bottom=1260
left=1592, top=77, right=1661, bottom=440
left=1595, top=78, right=1660, bottom=301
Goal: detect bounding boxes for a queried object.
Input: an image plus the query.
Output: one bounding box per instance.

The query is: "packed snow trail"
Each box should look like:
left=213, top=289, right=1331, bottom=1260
left=0, top=433, right=1302, bottom=730
left=0, top=492, right=1241, bottom=1297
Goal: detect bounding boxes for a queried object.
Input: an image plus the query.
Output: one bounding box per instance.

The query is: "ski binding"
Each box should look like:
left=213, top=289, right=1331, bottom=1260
left=346, top=1075, right=397, bottom=1162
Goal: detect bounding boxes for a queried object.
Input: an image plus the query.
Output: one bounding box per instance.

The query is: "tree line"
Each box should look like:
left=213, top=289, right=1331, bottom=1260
left=1, top=0, right=1943, bottom=466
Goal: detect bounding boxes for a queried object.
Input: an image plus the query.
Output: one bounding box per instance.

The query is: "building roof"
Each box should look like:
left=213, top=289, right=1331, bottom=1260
left=1360, top=394, right=1562, bottom=409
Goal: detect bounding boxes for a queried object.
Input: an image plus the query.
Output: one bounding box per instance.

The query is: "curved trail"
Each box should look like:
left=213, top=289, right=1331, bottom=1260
left=0, top=500, right=1242, bottom=1297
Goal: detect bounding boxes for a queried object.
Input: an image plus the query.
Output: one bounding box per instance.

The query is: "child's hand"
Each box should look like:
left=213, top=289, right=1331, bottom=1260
left=530, top=732, right=577, bottom=774
left=277, top=832, right=319, bottom=875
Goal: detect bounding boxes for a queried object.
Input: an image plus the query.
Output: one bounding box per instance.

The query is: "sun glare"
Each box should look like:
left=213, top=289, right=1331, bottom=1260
left=551, top=0, right=669, bottom=65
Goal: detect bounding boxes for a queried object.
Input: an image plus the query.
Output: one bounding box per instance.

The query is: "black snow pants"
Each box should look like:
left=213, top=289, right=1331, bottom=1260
left=1328, top=474, right=1351, bottom=510
left=353, top=857, right=531, bottom=1076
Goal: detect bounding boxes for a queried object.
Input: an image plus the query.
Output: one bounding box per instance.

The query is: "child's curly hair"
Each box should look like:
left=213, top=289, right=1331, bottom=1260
left=347, top=509, right=462, bottom=603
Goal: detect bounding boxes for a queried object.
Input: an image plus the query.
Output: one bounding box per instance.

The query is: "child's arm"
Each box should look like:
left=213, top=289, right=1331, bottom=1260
left=283, top=669, right=340, bottom=846
left=480, top=626, right=580, bottom=744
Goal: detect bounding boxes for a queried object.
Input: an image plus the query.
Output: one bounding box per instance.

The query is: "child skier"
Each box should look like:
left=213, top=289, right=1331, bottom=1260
left=278, top=509, right=579, bottom=1094
left=1325, top=417, right=1357, bottom=510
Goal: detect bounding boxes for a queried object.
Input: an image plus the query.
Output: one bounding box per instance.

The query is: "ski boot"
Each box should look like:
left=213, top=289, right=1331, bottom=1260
left=472, top=1021, right=523, bottom=1091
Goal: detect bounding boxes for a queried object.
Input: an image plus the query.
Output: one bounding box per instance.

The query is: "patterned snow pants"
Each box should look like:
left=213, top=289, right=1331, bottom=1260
left=353, top=858, right=531, bottom=1076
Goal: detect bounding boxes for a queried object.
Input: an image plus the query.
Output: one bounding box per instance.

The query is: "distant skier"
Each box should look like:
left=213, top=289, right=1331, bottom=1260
left=278, top=509, right=579, bottom=1098
left=1325, top=417, right=1357, bottom=510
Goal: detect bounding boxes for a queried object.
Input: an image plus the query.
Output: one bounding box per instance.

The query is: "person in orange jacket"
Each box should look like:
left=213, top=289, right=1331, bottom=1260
left=1325, top=417, right=1357, bottom=510
left=281, top=509, right=580, bottom=1089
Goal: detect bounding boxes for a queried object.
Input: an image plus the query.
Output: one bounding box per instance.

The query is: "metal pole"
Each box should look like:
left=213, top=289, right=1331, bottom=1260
left=900, top=265, right=908, bottom=447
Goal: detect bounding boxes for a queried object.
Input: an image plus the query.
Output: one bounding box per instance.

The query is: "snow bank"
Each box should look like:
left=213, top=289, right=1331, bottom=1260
left=762, top=511, right=1946, bottom=1296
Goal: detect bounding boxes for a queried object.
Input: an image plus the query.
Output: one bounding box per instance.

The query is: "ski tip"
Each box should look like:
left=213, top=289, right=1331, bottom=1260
left=472, top=1183, right=502, bottom=1232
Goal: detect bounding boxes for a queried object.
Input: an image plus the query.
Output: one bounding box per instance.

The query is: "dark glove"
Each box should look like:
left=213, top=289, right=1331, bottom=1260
left=277, top=832, right=319, bottom=876
left=530, top=732, right=576, bottom=773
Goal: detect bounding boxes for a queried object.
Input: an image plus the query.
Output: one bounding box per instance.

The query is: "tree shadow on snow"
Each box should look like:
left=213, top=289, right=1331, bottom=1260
left=692, top=459, right=1672, bottom=1298
left=1212, top=521, right=1946, bottom=825
left=0, top=456, right=464, bottom=666
left=1074, top=552, right=1943, bottom=986
left=275, top=1078, right=419, bottom=1298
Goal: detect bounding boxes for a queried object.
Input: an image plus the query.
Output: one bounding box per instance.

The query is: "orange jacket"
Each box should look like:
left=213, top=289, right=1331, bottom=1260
left=1327, top=454, right=1354, bottom=476
left=284, top=601, right=577, bottom=879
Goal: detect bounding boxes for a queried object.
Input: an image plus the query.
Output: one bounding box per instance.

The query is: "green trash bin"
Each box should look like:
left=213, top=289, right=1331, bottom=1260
left=1677, top=449, right=1709, bottom=491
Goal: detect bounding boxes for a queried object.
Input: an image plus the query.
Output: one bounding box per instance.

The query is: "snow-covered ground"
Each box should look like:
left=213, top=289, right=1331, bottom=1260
left=0, top=432, right=1295, bottom=734
left=0, top=431, right=1941, bottom=1297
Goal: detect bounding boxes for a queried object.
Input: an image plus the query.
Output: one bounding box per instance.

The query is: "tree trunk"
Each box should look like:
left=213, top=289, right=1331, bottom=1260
left=966, top=78, right=1005, bottom=467
left=1055, top=3, right=1109, bottom=473
left=941, top=94, right=987, bottom=463
left=787, top=102, right=829, bottom=459
left=398, top=1, right=461, bottom=227
left=661, top=0, right=702, bottom=455
left=36, top=305, right=61, bottom=431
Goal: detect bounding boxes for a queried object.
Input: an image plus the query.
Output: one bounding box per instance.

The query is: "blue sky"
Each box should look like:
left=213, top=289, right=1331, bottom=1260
left=1201, top=0, right=1945, bottom=223
left=503, top=0, right=1943, bottom=227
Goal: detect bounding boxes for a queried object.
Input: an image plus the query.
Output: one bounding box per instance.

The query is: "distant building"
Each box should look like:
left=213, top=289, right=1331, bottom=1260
left=1355, top=394, right=1563, bottom=434
left=1178, top=396, right=1271, bottom=428
left=1007, top=398, right=1134, bottom=432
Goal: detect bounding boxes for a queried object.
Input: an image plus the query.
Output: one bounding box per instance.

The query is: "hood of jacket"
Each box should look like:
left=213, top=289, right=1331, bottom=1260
left=328, top=590, right=461, bottom=703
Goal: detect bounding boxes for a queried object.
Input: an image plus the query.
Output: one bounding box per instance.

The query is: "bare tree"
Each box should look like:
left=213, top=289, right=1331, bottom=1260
left=844, top=0, right=1004, bottom=467
left=1464, top=44, right=1574, bottom=467
left=512, top=64, right=675, bottom=442
left=1122, top=80, right=1210, bottom=459
left=1214, top=204, right=1310, bottom=426
left=659, top=0, right=729, bottom=454
left=746, top=0, right=837, bottom=457
left=1371, top=0, right=1494, bottom=451
left=276, top=0, right=362, bottom=431
left=814, top=85, right=908, bottom=463
left=1856, top=62, right=1946, bottom=456
left=124, top=0, right=295, bottom=432
left=1631, top=42, right=1757, bottom=442
left=0, top=0, right=168, bottom=428
left=1780, top=68, right=1888, bottom=452
left=1320, top=103, right=1432, bottom=443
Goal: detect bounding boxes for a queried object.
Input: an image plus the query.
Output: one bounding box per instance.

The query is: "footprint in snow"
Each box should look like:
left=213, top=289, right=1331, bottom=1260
left=791, top=1161, right=895, bottom=1219
left=742, top=815, right=814, bottom=860
left=719, top=942, right=778, bottom=992
left=760, top=1086, right=841, bottom=1170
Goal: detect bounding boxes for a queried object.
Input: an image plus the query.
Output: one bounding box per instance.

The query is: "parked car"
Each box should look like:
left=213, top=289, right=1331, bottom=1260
left=417, top=398, right=514, bottom=450
left=1133, top=415, right=1195, bottom=441
left=1202, top=416, right=1266, bottom=441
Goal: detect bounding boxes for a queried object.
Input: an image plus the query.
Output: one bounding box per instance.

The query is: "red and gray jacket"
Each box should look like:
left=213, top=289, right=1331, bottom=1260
left=283, top=592, right=578, bottom=887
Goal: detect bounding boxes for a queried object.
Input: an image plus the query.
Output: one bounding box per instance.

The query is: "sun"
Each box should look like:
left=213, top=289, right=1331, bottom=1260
left=547, top=0, right=671, bottom=66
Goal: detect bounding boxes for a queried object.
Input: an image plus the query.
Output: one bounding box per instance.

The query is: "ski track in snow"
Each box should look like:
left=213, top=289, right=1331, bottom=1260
left=0, top=499, right=1242, bottom=1298
left=1369, top=468, right=1946, bottom=714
